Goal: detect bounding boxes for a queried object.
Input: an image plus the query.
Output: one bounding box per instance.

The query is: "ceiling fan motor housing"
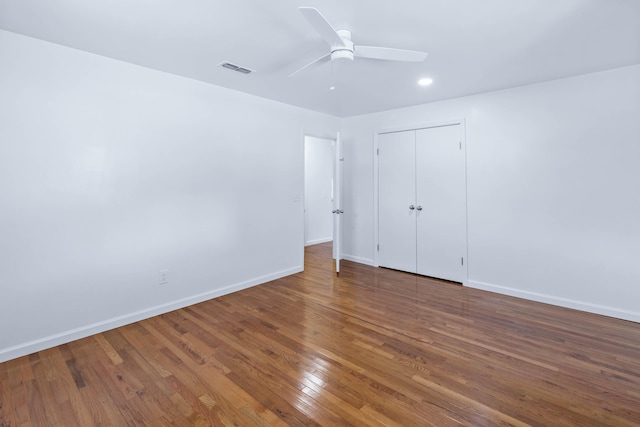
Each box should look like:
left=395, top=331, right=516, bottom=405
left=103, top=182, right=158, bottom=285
left=331, top=29, right=354, bottom=61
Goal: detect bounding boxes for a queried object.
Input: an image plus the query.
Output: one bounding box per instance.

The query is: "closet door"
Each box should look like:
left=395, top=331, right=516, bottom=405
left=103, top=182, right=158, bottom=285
left=415, top=125, right=465, bottom=282
left=378, top=131, right=417, bottom=273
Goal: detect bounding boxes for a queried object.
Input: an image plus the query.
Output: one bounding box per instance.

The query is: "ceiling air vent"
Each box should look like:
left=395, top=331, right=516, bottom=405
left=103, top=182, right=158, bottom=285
left=220, top=62, right=254, bottom=74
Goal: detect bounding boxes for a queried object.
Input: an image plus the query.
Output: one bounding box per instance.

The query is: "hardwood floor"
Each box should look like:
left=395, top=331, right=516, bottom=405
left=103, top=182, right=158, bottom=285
left=1, top=242, right=639, bottom=426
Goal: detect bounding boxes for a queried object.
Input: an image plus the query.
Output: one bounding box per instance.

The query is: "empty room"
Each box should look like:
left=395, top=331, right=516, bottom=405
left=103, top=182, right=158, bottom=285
left=1, top=0, right=639, bottom=425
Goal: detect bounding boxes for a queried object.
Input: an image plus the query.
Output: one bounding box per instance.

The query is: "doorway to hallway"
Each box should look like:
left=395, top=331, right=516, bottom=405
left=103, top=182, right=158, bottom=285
left=303, top=133, right=343, bottom=274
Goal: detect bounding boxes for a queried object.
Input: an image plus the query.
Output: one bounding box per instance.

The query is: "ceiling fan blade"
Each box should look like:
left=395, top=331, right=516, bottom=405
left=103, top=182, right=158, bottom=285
left=289, top=53, right=331, bottom=77
left=355, top=46, right=428, bottom=62
left=299, top=7, right=346, bottom=48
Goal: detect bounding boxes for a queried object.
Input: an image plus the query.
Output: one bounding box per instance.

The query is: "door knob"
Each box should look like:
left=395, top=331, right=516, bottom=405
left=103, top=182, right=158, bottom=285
left=409, top=205, right=415, bottom=210
left=416, top=206, right=423, bottom=211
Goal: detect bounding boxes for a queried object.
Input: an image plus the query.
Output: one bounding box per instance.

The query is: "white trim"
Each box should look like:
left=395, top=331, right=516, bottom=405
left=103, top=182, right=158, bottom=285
left=460, top=119, right=468, bottom=286
left=467, top=280, right=640, bottom=323
left=342, top=253, right=376, bottom=267
left=373, top=130, right=380, bottom=267
left=377, top=118, right=465, bottom=136
left=373, top=118, right=468, bottom=285
left=301, top=129, right=308, bottom=266
left=305, top=237, right=333, bottom=246
left=0, top=266, right=303, bottom=363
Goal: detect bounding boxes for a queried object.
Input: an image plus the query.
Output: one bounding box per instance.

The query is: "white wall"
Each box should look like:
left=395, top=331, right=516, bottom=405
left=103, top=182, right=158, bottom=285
left=304, top=136, right=334, bottom=246
left=1, top=29, right=637, bottom=363
left=342, top=64, right=640, bottom=322
left=0, top=30, right=339, bottom=362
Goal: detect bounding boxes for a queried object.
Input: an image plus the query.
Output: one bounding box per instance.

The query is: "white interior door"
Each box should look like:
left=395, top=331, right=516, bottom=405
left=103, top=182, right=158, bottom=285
left=333, top=132, right=343, bottom=274
left=378, top=131, right=417, bottom=273
left=416, top=125, right=465, bottom=282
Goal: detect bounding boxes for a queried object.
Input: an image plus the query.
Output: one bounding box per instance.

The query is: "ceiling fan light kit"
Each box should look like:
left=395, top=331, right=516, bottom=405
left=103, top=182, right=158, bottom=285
left=331, top=30, right=354, bottom=62
left=290, top=7, right=428, bottom=77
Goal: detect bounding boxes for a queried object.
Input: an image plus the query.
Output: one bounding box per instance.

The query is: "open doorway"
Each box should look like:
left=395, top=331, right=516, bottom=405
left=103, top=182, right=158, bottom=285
left=304, top=133, right=343, bottom=274
left=304, top=136, right=334, bottom=247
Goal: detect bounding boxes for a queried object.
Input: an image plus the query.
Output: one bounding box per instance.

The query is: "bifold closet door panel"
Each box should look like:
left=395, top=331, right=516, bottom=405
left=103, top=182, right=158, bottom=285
left=378, top=131, right=417, bottom=273
left=415, top=125, right=465, bottom=282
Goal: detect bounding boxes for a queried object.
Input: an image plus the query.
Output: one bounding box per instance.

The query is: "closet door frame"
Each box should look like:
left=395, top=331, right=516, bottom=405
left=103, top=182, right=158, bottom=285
left=373, top=118, right=468, bottom=285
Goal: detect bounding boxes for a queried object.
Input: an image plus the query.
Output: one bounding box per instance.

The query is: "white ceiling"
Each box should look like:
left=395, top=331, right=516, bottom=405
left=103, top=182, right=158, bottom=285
left=1, top=0, right=639, bottom=117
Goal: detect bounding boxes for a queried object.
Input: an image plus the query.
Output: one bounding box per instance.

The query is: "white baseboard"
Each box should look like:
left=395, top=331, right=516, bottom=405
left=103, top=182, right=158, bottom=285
left=342, top=254, right=375, bottom=266
left=0, top=266, right=303, bottom=363
left=467, top=280, right=640, bottom=323
left=305, top=237, right=333, bottom=246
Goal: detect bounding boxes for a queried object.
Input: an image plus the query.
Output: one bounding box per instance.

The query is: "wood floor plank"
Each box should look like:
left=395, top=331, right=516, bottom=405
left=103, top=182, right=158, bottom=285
left=0, top=364, right=17, bottom=427
left=1, top=242, right=640, bottom=425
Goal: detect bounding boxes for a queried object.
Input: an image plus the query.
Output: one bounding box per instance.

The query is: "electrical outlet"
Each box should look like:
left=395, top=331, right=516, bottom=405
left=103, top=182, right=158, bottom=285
left=159, top=270, right=169, bottom=285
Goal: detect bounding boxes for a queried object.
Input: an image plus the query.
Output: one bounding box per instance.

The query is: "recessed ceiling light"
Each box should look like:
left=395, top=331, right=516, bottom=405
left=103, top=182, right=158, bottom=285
left=329, top=86, right=336, bottom=91
left=418, top=78, right=433, bottom=87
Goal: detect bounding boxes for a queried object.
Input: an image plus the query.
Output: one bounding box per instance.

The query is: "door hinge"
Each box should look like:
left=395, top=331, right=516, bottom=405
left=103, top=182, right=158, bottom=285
left=377, top=244, right=379, bottom=251
left=377, top=148, right=379, bottom=155
left=459, top=141, right=462, bottom=150
left=461, top=257, right=464, bottom=266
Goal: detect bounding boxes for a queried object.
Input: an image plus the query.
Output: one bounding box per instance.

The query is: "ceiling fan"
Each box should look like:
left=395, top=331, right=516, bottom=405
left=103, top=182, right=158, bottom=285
left=290, top=7, right=428, bottom=77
